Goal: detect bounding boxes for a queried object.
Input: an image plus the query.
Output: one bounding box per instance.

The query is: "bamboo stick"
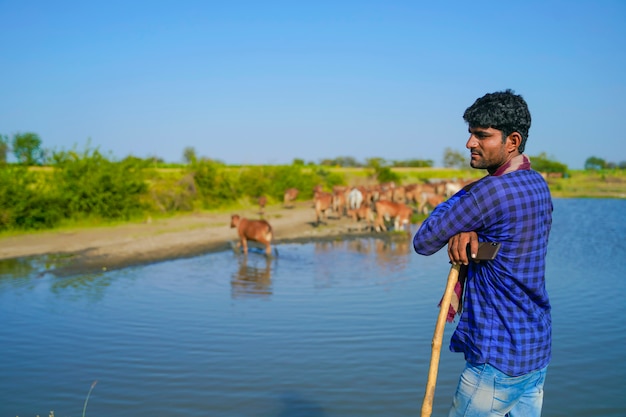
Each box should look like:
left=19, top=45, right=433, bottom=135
left=421, top=264, right=461, bottom=417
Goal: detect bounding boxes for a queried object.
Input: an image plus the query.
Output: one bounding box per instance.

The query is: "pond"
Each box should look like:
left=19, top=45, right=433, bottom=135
left=0, top=199, right=624, bottom=417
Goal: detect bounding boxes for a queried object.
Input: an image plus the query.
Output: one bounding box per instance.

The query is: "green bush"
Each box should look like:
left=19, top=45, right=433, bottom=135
left=0, top=166, right=63, bottom=230
left=52, top=148, right=148, bottom=220
left=145, top=172, right=197, bottom=213
left=189, top=159, right=239, bottom=208
left=529, top=153, right=568, bottom=174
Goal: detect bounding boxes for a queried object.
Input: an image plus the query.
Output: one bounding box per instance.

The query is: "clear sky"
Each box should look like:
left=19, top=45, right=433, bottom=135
left=2, top=1, right=625, bottom=169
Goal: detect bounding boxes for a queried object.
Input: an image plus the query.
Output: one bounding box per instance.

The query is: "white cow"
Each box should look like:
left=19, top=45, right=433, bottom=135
left=348, top=187, right=364, bottom=210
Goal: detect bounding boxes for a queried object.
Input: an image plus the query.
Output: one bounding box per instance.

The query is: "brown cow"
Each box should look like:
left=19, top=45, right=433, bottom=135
left=417, top=191, right=445, bottom=215
left=257, top=195, right=267, bottom=217
left=283, top=188, right=299, bottom=208
left=347, top=203, right=374, bottom=229
left=392, top=186, right=406, bottom=203
left=314, top=191, right=333, bottom=224
left=403, top=183, right=421, bottom=205
left=230, top=214, right=273, bottom=256
left=332, top=190, right=347, bottom=217
left=373, top=200, right=412, bottom=232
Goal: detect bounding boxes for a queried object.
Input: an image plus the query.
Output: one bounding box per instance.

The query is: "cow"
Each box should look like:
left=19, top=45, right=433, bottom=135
left=403, top=183, right=421, bottom=205
left=347, top=202, right=374, bottom=229
left=332, top=189, right=347, bottom=217
left=392, top=186, right=406, bottom=203
left=443, top=181, right=462, bottom=198
left=417, top=191, right=445, bottom=215
left=314, top=191, right=333, bottom=224
left=347, top=187, right=364, bottom=210
left=378, top=182, right=395, bottom=201
left=283, top=188, right=299, bottom=208
left=332, top=185, right=348, bottom=195
left=373, top=200, right=412, bottom=233
left=230, top=214, right=273, bottom=256
left=257, top=195, right=267, bottom=217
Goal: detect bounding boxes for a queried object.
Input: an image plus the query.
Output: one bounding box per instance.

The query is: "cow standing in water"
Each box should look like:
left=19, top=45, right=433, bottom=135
left=230, top=214, right=274, bottom=256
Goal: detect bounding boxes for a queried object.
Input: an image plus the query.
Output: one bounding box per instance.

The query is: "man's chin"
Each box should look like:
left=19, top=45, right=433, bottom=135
left=469, top=160, right=483, bottom=169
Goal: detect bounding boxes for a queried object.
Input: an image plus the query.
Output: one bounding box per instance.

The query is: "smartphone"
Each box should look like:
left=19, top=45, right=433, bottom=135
left=473, top=241, right=501, bottom=260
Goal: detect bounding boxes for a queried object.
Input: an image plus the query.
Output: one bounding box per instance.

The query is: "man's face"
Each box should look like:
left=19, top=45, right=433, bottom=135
left=465, top=126, right=509, bottom=174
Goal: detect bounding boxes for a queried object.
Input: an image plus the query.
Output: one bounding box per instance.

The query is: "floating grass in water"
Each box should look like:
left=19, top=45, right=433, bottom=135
left=82, top=380, right=98, bottom=417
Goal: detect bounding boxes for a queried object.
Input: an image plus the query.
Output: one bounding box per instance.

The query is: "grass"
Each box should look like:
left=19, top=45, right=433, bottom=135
left=19, top=381, right=97, bottom=417
left=82, top=381, right=98, bottom=417
left=546, top=170, right=625, bottom=198
left=336, top=167, right=626, bottom=199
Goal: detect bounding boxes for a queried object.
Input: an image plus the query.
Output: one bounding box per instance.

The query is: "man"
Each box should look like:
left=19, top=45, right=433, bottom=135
left=413, top=89, right=553, bottom=417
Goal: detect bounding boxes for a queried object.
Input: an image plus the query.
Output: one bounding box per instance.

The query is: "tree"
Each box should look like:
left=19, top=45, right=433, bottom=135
left=365, top=157, right=387, bottom=170
left=443, top=147, right=467, bottom=169
left=12, top=132, right=43, bottom=165
left=183, top=146, right=198, bottom=164
left=0, top=134, right=8, bottom=164
left=529, top=153, right=568, bottom=174
left=584, top=156, right=606, bottom=171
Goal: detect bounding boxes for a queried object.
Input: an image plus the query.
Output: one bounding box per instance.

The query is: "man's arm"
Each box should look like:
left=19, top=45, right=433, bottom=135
left=413, top=186, right=484, bottom=257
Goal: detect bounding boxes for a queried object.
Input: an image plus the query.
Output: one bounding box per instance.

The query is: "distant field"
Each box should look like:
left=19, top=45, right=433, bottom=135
left=326, top=167, right=626, bottom=199
left=543, top=170, right=626, bottom=198
left=28, top=165, right=626, bottom=199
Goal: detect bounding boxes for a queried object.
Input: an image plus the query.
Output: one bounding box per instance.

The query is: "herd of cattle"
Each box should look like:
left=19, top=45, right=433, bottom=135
left=307, top=179, right=474, bottom=232
left=231, top=178, right=475, bottom=256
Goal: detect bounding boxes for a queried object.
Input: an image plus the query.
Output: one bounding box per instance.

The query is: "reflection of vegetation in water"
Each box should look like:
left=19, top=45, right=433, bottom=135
left=0, top=253, right=116, bottom=302
left=50, top=271, right=110, bottom=293
left=0, top=253, right=75, bottom=279
left=0, top=257, right=39, bottom=279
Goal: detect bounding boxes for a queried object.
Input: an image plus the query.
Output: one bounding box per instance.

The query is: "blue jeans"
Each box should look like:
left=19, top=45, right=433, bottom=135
left=448, top=362, right=547, bottom=417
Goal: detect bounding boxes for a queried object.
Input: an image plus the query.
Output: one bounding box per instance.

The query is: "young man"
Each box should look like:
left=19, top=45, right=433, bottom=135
left=413, top=90, right=553, bottom=417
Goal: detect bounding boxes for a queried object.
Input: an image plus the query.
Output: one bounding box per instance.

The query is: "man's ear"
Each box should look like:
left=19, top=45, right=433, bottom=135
left=507, top=132, right=522, bottom=153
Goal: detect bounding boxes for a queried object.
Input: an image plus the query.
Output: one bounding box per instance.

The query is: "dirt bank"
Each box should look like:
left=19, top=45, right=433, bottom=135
left=0, top=202, right=404, bottom=277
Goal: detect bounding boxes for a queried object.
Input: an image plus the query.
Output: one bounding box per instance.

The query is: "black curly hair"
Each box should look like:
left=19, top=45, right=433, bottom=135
left=463, top=89, right=531, bottom=153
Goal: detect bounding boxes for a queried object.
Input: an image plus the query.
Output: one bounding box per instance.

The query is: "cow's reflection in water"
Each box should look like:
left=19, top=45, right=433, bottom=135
left=314, top=237, right=411, bottom=271
left=231, top=255, right=273, bottom=299
left=314, top=238, right=410, bottom=257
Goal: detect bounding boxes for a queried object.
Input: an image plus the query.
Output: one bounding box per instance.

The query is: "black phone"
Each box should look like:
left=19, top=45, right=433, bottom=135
left=473, top=241, right=501, bottom=260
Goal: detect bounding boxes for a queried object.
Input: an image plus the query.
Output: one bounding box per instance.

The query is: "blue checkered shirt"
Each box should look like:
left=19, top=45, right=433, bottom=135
left=413, top=170, right=553, bottom=376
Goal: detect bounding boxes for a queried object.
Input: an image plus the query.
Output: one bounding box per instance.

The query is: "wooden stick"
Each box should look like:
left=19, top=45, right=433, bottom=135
left=421, top=263, right=461, bottom=417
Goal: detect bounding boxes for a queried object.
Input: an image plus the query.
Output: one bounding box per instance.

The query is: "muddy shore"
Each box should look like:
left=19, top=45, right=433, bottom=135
left=0, top=202, right=408, bottom=277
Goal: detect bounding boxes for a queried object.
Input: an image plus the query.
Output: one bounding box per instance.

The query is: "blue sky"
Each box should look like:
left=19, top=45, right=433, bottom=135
left=2, top=1, right=625, bottom=169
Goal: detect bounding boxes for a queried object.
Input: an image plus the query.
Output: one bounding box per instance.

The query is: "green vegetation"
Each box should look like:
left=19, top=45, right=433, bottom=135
left=584, top=155, right=626, bottom=170
left=12, top=132, right=45, bottom=166
left=0, top=134, right=8, bottom=164
left=543, top=169, right=626, bottom=198
left=1, top=134, right=624, bottom=234
left=529, top=152, right=568, bottom=174
left=0, top=145, right=354, bottom=233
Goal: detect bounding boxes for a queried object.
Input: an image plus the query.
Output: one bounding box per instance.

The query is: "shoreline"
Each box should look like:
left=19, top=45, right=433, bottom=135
left=0, top=203, right=404, bottom=277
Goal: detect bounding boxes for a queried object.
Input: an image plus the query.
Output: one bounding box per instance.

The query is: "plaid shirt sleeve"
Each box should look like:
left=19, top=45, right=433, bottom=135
left=413, top=170, right=553, bottom=376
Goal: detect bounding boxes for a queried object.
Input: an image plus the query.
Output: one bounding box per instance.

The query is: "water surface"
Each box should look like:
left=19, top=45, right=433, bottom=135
left=1, top=198, right=624, bottom=416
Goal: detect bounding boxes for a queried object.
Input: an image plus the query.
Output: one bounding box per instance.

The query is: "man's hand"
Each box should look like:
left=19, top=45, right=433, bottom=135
left=447, top=232, right=479, bottom=265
